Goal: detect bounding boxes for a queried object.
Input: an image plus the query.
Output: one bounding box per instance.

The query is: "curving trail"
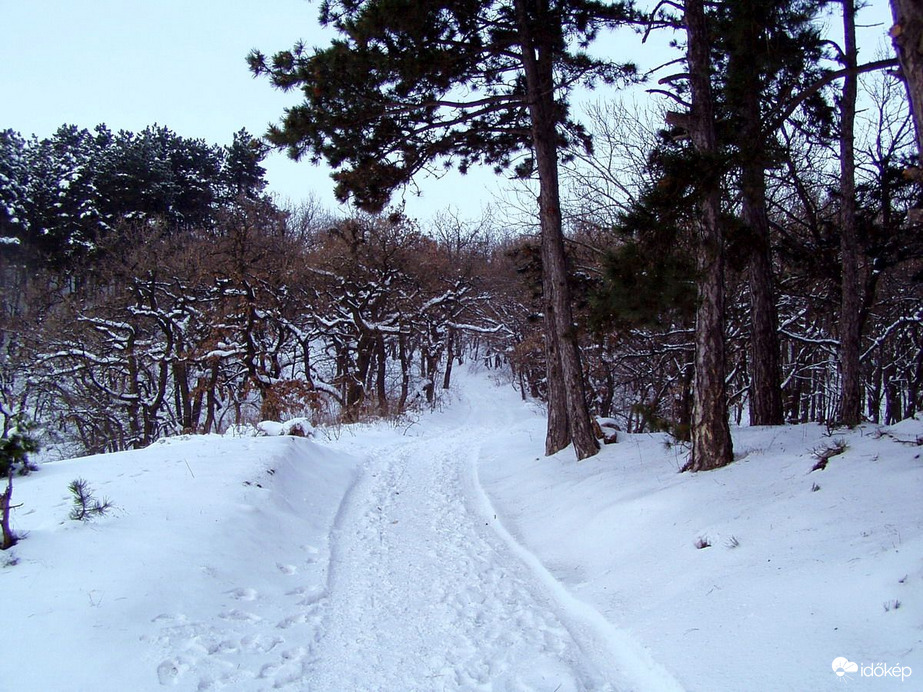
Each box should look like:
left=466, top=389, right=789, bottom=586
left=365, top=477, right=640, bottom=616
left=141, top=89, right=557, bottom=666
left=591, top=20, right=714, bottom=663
left=150, top=372, right=680, bottom=690
left=309, top=430, right=617, bottom=691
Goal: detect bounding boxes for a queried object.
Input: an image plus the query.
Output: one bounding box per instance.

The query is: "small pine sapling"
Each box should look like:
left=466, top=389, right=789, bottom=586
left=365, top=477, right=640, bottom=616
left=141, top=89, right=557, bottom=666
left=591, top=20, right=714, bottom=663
left=68, top=478, right=113, bottom=522
left=1, top=418, right=40, bottom=550
left=1, top=470, right=17, bottom=550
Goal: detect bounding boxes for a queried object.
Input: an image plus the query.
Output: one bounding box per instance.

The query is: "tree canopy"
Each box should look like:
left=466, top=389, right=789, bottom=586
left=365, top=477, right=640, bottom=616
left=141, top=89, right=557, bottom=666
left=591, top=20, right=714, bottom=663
left=248, top=0, right=637, bottom=212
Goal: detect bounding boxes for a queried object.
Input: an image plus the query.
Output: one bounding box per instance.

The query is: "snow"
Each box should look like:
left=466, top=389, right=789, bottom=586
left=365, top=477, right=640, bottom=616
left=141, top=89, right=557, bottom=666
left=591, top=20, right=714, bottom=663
left=2, top=367, right=921, bottom=690
left=257, top=418, right=315, bottom=438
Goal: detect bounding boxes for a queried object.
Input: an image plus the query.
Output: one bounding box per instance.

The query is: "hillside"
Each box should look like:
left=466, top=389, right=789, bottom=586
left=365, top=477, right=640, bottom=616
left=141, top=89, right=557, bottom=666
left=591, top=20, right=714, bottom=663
left=2, top=368, right=920, bottom=690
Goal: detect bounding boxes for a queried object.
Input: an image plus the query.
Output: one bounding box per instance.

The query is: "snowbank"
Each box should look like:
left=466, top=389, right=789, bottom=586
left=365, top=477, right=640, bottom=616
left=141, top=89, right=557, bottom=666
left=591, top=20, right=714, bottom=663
left=478, top=405, right=923, bottom=691
left=1, top=434, right=359, bottom=690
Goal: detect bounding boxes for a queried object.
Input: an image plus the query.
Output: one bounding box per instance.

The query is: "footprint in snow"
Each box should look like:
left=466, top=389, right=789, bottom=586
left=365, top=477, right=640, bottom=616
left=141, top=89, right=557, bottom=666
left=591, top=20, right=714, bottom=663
left=218, top=608, right=262, bottom=623
left=228, top=587, right=258, bottom=601
left=156, top=658, right=183, bottom=685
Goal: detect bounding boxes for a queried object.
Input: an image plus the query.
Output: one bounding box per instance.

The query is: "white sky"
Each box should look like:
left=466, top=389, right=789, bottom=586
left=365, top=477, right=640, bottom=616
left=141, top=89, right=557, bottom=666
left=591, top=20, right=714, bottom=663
left=0, top=0, right=899, bottom=220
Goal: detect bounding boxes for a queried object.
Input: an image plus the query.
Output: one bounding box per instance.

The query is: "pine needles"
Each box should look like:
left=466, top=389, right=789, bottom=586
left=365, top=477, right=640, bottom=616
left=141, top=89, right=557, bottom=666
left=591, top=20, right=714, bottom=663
left=68, top=479, right=113, bottom=522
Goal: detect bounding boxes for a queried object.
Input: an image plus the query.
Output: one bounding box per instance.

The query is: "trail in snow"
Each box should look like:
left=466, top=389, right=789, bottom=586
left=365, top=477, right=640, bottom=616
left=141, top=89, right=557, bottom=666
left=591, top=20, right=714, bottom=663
left=309, top=431, right=614, bottom=691
left=11, top=369, right=922, bottom=691
left=145, top=372, right=681, bottom=690
left=298, top=372, right=679, bottom=692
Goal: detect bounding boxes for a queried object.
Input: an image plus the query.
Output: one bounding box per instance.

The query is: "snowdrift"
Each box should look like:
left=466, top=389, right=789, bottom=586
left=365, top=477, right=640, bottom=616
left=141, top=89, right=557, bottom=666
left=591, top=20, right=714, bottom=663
left=1, top=434, right=359, bottom=690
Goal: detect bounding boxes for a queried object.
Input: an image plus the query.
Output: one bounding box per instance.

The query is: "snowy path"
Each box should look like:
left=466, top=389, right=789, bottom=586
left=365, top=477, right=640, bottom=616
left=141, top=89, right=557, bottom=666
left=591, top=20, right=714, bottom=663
left=294, top=373, right=683, bottom=692
left=6, top=373, right=679, bottom=691
left=10, top=370, right=923, bottom=691
left=308, top=429, right=619, bottom=691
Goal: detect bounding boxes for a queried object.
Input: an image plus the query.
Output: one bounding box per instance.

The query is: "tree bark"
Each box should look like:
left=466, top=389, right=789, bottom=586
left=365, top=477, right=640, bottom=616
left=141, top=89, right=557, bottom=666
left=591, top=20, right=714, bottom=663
left=515, top=0, right=599, bottom=460
left=684, top=0, right=734, bottom=471
left=375, top=334, right=389, bottom=416
left=732, top=11, right=783, bottom=426
left=839, top=0, right=862, bottom=427
left=398, top=331, right=410, bottom=413
left=442, top=327, right=455, bottom=390
left=744, top=188, right=784, bottom=425
left=891, top=0, right=923, bottom=157
left=1, top=470, right=15, bottom=550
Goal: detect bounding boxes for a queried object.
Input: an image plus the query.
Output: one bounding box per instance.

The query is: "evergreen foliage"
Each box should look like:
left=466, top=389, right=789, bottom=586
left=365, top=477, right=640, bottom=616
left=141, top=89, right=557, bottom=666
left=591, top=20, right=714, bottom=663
left=0, top=417, right=39, bottom=478
left=67, top=478, right=113, bottom=522
left=591, top=242, right=696, bottom=331
left=0, top=125, right=270, bottom=270
left=247, top=0, right=638, bottom=212
left=0, top=418, right=39, bottom=550
left=0, top=129, right=28, bottom=246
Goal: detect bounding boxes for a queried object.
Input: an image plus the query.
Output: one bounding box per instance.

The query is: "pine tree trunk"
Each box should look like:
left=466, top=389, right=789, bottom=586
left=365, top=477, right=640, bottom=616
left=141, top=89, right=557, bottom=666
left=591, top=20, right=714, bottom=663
left=743, top=184, right=784, bottom=426
left=1, top=471, right=15, bottom=550
left=541, top=289, right=570, bottom=454
left=684, top=0, right=734, bottom=471
left=839, top=0, right=862, bottom=427
left=515, top=0, right=598, bottom=460
left=736, top=40, right=783, bottom=426
left=891, top=0, right=923, bottom=158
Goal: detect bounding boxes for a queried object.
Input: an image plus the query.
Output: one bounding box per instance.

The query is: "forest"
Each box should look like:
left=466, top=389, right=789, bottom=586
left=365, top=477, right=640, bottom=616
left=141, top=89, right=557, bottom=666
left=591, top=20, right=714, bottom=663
left=1, top=0, right=921, bottom=462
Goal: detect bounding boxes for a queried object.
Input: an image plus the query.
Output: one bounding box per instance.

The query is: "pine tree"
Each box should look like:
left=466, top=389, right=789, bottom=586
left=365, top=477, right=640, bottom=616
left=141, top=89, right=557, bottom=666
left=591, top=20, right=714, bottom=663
left=890, top=0, right=923, bottom=163
left=0, top=130, right=28, bottom=248
left=0, top=418, right=39, bottom=550
left=838, top=0, right=861, bottom=426
left=164, top=132, right=222, bottom=231
left=248, top=0, right=638, bottom=459
left=683, top=0, right=735, bottom=471
left=717, top=0, right=828, bottom=426
left=221, top=129, right=269, bottom=201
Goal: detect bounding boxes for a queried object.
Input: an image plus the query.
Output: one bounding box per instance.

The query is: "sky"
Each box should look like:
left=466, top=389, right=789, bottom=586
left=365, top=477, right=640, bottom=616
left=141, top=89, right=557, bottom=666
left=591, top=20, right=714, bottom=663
left=0, top=0, right=500, bottom=218
left=0, top=0, right=900, bottom=220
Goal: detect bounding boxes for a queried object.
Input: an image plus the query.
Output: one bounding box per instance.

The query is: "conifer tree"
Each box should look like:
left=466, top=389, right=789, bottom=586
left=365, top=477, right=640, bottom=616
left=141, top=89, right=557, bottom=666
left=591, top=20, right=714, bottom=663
left=838, top=0, right=861, bottom=426
left=221, top=129, right=270, bottom=201
left=682, top=0, right=735, bottom=470
left=717, top=0, right=828, bottom=426
left=248, top=0, right=638, bottom=459
left=0, top=130, right=28, bottom=247
left=1, top=418, right=39, bottom=550
left=890, top=0, right=923, bottom=161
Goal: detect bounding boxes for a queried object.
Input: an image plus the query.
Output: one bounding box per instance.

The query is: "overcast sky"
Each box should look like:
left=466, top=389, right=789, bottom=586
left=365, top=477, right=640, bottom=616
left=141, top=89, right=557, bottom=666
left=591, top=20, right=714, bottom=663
left=0, top=0, right=898, bottom=220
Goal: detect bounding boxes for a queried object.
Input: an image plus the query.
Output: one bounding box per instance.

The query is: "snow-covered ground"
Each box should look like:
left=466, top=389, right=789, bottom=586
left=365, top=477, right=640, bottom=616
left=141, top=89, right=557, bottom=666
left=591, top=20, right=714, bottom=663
left=2, top=367, right=921, bottom=690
